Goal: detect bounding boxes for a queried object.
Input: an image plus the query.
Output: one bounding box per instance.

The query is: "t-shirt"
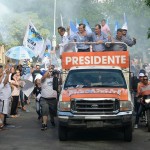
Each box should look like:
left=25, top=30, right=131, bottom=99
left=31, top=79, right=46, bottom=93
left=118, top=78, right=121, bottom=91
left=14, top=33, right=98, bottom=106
left=10, top=80, right=20, bottom=96
left=33, top=86, right=41, bottom=97
left=41, top=77, right=57, bottom=99
left=101, top=24, right=110, bottom=35
left=0, top=74, right=11, bottom=101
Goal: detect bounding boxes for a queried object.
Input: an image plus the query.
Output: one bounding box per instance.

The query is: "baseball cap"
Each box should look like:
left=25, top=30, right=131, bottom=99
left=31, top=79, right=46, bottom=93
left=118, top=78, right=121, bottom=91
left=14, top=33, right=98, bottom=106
left=139, top=73, right=145, bottom=77
left=122, top=25, right=128, bottom=31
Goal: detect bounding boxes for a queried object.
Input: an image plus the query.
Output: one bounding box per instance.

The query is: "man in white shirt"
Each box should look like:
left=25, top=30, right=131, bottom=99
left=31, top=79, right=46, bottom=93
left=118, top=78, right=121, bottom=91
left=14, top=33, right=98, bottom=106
left=40, top=65, right=58, bottom=131
left=0, top=65, right=11, bottom=129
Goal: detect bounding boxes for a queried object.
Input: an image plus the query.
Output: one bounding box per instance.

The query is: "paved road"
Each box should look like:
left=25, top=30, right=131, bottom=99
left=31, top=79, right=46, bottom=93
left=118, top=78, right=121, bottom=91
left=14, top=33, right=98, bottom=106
left=0, top=101, right=150, bottom=150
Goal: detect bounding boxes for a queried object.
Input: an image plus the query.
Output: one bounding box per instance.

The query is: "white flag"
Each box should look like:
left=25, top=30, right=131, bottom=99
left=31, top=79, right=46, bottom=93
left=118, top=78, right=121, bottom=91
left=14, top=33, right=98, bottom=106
left=23, top=21, right=44, bottom=56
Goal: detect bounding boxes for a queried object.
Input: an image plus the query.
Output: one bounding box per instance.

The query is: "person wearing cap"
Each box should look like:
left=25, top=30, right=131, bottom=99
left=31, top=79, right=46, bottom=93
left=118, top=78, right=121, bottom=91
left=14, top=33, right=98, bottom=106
left=137, top=73, right=145, bottom=96
left=134, top=75, right=150, bottom=129
left=121, top=26, right=136, bottom=47
left=32, top=65, right=41, bottom=82
left=33, top=74, right=42, bottom=120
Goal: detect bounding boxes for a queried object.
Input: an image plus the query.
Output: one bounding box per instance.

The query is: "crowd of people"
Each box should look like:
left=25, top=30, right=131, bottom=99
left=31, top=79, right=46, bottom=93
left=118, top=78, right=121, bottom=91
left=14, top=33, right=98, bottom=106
left=0, top=62, right=60, bottom=131
left=57, top=19, right=136, bottom=55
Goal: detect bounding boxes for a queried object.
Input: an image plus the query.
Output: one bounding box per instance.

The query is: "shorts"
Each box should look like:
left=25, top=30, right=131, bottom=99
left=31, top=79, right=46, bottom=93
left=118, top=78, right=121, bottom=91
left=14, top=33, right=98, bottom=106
left=0, top=99, right=11, bottom=115
left=40, top=97, right=57, bottom=116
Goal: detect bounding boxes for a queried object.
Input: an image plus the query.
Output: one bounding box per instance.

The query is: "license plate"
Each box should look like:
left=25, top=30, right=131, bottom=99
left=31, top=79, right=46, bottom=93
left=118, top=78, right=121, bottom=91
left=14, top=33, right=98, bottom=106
left=87, top=121, right=103, bottom=128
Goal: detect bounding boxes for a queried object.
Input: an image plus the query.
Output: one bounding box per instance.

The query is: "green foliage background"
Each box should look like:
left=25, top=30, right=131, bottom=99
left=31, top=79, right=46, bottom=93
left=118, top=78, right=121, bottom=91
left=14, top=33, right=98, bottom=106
left=0, top=0, right=149, bottom=59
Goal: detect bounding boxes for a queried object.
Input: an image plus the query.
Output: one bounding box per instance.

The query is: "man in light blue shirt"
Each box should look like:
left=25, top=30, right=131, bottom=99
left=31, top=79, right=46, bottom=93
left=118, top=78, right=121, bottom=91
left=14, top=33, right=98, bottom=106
left=69, top=23, right=91, bottom=52
left=91, top=24, right=108, bottom=52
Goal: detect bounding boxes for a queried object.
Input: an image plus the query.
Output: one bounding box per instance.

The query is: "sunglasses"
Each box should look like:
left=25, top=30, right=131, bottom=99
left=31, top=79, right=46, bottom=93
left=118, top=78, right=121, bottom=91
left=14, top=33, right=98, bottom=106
left=143, top=79, right=148, bottom=81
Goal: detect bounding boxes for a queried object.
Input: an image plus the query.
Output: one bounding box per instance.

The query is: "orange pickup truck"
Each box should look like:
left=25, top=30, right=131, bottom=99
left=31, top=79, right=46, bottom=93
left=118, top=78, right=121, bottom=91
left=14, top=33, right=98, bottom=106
left=58, top=51, right=133, bottom=142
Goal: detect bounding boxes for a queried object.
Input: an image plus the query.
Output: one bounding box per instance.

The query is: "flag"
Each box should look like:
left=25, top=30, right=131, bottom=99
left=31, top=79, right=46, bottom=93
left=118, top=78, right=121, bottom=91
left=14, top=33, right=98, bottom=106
left=83, top=19, right=92, bottom=34
left=122, top=12, right=128, bottom=30
left=23, top=21, right=44, bottom=56
left=114, top=21, right=120, bottom=36
left=76, top=18, right=79, bottom=29
left=70, top=21, right=78, bottom=35
left=60, top=13, right=63, bottom=26
left=115, top=21, right=119, bottom=32
left=39, top=39, right=51, bottom=59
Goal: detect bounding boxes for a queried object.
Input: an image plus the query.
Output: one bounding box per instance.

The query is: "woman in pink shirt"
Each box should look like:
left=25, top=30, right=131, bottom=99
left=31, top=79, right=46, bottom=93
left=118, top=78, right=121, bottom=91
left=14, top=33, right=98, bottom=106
left=10, top=70, right=21, bottom=118
left=101, top=19, right=111, bottom=35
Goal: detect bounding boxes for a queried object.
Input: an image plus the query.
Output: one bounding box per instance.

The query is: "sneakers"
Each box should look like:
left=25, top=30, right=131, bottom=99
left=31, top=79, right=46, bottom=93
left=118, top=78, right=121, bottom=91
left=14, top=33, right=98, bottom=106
left=41, top=124, right=47, bottom=131
left=134, top=124, right=138, bottom=129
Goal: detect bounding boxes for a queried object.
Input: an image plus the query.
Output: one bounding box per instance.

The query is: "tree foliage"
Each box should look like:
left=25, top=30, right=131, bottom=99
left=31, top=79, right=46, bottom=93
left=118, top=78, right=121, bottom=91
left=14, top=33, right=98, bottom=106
left=0, top=0, right=149, bottom=52
left=145, top=0, right=150, bottom=38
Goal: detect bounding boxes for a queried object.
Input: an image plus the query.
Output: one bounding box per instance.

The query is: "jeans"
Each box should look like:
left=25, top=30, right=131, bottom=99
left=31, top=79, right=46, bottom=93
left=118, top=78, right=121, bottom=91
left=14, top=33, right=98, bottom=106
left=135, top=103, right=145, bottom=124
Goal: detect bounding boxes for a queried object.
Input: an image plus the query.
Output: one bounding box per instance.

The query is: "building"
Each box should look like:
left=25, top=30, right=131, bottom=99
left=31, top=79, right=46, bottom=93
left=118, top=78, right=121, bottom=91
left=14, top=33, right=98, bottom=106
left=0, top=45, right=6, bottom=65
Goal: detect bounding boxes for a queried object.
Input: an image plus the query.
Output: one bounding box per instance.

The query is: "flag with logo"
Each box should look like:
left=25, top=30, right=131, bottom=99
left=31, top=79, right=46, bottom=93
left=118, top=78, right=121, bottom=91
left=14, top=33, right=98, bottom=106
left=23, top=21, right=44, bottom=56
left=39, top=38, right=51, bottom=59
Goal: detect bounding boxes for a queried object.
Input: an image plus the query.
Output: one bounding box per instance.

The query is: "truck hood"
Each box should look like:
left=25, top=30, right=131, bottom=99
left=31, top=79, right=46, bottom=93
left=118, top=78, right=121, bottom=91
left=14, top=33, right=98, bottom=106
left=61, top=87, right=129, bottom=102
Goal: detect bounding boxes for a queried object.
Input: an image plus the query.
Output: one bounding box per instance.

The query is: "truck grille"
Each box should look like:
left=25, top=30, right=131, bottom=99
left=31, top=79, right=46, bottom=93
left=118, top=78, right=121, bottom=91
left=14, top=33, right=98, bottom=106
left=71, top=98, right=120, bottom=114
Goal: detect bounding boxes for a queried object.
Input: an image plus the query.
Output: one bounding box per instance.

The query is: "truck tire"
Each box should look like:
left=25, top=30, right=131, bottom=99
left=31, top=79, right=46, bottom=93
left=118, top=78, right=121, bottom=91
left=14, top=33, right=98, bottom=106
left=124, top=124, right=132, bottom=142
left=58, top=125, right=68, bottom=141
left=146, top=110, right=150, bottom=132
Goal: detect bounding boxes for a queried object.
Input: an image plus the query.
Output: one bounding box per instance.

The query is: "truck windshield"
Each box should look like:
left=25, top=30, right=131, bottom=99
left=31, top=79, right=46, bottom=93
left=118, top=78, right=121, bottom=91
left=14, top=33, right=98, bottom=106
left=64, top=69, right=127, bottom=89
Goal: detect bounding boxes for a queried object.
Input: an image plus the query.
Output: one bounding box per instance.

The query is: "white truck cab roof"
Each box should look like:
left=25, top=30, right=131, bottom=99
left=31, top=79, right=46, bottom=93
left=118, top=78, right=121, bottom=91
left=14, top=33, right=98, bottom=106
left=69, top=66, right=122, bottom=71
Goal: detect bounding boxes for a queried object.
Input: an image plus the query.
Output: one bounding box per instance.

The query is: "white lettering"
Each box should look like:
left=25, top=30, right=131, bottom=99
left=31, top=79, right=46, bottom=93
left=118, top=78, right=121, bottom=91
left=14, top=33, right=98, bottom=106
left=94, top=56, right=101, bottom=64
left=108, top=56, right=115, bottom=64
left=72, top=57, right=78, bottom=65
left=66, top=57, right=72, bottom=65
left=79, top=56, right=84, bottom=65
left=102, top=56, right=107, bottom=64
left=85, top=56, right=91, bottom=65
left=91, top=56, right=94, bottom=64
left=121, top=55, right=126, bottom=64
left=115, top=56, right=121, bottom=64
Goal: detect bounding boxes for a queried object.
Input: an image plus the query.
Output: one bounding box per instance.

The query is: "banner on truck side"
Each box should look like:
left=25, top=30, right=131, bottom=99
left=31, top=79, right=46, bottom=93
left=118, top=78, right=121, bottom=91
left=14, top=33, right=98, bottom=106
left=62, top=51, right=129, bottom=69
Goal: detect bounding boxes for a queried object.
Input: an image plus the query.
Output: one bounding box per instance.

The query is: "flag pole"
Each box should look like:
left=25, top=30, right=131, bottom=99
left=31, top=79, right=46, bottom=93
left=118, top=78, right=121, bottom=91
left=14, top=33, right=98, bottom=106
left=52, top=0, right=56, bottom=51
left=51, top=0, right=59, bottom=68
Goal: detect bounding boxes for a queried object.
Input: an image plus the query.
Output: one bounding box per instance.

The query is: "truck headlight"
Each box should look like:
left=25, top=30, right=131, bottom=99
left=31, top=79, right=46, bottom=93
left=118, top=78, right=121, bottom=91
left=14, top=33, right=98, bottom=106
left=58, top=101, right=70, bottom=111
left=120, top=101, right=133, bottom=111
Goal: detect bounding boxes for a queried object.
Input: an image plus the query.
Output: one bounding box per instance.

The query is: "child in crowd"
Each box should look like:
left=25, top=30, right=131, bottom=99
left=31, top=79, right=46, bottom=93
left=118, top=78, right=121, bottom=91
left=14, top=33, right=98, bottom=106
left=33, top=77, right=42, bottom=120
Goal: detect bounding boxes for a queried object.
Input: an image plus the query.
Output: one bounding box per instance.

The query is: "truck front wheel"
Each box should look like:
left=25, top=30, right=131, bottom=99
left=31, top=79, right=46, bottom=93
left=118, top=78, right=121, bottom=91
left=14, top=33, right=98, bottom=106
left=58, top=125, right=68, bottom=141
left=124, top=124, right=132, bottom=142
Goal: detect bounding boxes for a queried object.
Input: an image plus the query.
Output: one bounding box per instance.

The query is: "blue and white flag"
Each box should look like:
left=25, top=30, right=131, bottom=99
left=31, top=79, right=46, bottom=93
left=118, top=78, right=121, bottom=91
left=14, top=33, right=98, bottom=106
left=76, top=18, right=79, bottom=29
left=114, top=21, right=120, bottom=36
left=83, top=19, right=92, bottom=34
left=70, top=21, right=78, bottom=35
left=122, top=13, right=128, bottom=30
left=115, top=21, right=119, bottom=32
left=23, top=21, right=44, bottom=56
left=39, top=39, right=51, bottom=59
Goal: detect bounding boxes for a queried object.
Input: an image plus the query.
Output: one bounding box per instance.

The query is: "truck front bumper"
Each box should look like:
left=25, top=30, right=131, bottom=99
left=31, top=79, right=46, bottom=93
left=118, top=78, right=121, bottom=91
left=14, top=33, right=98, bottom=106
left=58, top=111, right=133, bottom=128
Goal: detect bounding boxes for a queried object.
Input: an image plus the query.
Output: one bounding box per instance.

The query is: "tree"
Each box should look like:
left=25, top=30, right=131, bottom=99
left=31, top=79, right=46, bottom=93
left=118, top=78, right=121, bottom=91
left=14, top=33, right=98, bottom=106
left=145, top=0, right=150, bottom=38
